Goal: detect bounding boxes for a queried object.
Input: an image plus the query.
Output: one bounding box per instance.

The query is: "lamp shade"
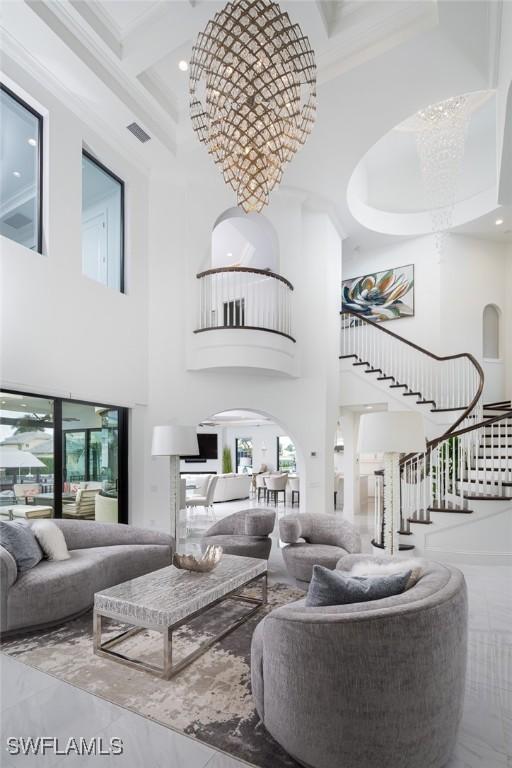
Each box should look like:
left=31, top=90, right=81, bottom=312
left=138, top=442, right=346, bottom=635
left=151, top=426, right=199, bottom=457
left=358, top=411, right=426, bottom=454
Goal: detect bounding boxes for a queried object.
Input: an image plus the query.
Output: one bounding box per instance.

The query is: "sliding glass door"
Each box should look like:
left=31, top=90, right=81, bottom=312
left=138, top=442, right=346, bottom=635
left=0, top=389, right=127, bottom=522
left=0, top=393, right=54, bottom=508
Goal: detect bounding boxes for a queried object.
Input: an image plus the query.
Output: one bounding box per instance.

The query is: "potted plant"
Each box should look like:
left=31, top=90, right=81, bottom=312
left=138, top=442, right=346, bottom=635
left=222, top=446, right=233, bottom=474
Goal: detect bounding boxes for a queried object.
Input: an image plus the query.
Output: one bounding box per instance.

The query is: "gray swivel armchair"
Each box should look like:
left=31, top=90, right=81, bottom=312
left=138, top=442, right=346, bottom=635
left=200, top=508, right=276, bottom=559
left=251, top=555, right=468, bottom=768
left=279, top=513, right=361, bottom=585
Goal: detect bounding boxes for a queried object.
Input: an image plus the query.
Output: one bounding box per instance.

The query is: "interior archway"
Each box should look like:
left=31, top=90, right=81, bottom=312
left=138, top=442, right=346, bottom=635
left=180, top=408, right=305, bottom=548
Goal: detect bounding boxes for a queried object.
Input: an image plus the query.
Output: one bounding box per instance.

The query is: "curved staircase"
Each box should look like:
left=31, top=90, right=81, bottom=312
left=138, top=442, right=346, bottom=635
left=340, top=310, right=511, bottom=563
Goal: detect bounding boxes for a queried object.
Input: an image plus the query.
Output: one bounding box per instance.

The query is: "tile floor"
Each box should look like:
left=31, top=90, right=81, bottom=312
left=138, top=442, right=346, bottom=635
left=1, top=497, right=510, bottom=767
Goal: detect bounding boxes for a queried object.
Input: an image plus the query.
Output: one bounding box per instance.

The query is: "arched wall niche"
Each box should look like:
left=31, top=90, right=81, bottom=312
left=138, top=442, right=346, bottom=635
left=482, top=303, right=501, bottom=360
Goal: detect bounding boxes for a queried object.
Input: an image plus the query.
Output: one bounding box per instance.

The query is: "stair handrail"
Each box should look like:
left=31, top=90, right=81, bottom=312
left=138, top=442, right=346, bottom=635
left=425, top=406, right=512, bottom=452
left=340, top=308, right=484, bottom=437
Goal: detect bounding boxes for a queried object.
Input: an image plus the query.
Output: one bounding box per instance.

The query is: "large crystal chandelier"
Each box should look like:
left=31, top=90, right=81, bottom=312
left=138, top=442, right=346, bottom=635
left=189, top=0, right=316, bottom=213
left=400, top=95, right=471, bottom=252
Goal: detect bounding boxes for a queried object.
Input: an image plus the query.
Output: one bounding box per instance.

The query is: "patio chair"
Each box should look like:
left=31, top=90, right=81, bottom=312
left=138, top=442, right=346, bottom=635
left=62, top=488, right=99, bottom=519
left=13, top=483, right=40, bottom=505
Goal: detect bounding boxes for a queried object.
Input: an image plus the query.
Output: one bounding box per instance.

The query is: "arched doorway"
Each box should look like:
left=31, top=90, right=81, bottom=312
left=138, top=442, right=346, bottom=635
left=181, top=407, right=305, bottom=540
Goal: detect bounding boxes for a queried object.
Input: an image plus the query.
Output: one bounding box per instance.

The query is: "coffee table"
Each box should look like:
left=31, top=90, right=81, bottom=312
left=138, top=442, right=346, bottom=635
left=93, top=554, right=267, bottom=679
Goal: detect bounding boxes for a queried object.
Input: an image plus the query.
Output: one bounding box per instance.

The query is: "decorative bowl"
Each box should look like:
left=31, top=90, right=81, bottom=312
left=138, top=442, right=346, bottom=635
left=173, top=545, right=223, bottom=573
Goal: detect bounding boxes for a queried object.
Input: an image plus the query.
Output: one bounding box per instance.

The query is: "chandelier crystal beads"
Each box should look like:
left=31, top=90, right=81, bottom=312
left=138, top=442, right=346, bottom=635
left=189, top=0, right=316, bottom=212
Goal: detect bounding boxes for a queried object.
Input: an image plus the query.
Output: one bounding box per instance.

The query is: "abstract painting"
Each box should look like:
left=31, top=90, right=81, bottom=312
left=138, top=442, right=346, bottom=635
left=342, top=264, right=414, bottom=322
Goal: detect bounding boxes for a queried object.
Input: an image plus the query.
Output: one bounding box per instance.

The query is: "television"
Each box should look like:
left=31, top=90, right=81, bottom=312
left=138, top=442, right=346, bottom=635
left=182, top=433, right=218, bottom=462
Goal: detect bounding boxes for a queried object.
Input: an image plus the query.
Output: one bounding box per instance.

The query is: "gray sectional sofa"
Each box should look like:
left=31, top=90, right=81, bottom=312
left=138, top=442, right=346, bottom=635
left=0, top=520, right=173, bottom=637
left=251, top=554, right=468, bottom=768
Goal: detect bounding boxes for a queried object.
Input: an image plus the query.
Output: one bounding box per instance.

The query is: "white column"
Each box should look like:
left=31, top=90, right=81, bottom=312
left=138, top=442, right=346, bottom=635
left=340, top=410, right=360, bottom=521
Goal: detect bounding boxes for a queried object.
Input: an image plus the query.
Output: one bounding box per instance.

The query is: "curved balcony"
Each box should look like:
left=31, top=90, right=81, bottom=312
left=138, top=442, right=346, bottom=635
left=195, top=266, right=294, bottom=341
left=188, top=267, right=297, bottom=376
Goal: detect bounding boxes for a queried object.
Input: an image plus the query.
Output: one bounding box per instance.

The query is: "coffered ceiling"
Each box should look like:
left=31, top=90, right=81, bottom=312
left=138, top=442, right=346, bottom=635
left=1, top=0, right=508, bottom=242
left=4, top=0, right=438, bottom=152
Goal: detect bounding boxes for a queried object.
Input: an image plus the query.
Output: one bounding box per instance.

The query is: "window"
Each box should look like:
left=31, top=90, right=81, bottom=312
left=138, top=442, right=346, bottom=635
left=0, top=389, right=127, bottom=522
left=0, top=84, right=43, bottom=252
left=236, top=438, right=253, bottom=474
left=482, top=304, right=500, bottom=360
left=277, top=436, right=296, bottom=473
left=82, top=151, right=124, bottom=292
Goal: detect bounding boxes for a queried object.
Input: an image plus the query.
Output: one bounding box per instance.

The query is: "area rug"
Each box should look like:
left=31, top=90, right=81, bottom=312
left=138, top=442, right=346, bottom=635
left=1, top=582, right=304, bottom=768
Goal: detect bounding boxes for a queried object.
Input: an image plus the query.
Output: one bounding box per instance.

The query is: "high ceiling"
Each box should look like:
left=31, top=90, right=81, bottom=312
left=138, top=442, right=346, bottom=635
left=1, top=0, right=510, bottom=245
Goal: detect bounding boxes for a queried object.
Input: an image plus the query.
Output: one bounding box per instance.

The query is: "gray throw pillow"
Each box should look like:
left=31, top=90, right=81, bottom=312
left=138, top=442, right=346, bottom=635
left=0, top=520, right=43, bottom=573
left=306, top=565, right=411, bottom=607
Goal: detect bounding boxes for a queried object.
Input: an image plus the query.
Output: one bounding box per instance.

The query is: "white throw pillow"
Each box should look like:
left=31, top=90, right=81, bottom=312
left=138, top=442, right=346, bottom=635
left=350, top=559, right=424, bottom=590
left=31, top=521, right=70, bottom=561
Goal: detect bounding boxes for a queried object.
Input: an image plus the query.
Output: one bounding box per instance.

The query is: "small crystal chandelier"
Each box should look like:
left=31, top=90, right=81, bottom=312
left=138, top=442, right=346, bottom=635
left=400, top=95, right=471, bottom=253
left=189, top=0, right=316, bottom=213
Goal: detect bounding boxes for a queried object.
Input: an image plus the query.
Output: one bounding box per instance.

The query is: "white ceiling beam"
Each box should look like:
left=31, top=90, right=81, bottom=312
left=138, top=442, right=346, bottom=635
left=23, top=0, right=178, bottom=148
left=121, top=2, right=224, bottom=78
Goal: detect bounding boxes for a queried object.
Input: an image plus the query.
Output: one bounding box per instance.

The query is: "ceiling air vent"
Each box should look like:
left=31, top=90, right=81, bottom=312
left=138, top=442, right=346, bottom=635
left=3, top=212, right=32, bottom=229
left=126, top=122, right=151, bottom=143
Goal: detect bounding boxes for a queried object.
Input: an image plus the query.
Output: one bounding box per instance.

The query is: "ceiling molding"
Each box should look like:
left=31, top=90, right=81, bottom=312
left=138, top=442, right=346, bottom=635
left=24, top=0, right=178, bottom=151
left=0, top=32, right=151, bottom=175
left=316, top=1, right=439, bottom=85
left=487, top=0, right=503, bottom=87
left=68, top=0, right=122, bottom=58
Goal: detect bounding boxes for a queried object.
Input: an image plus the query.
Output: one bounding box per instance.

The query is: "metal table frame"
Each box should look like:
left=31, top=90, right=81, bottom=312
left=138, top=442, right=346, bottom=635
left=93, top=571, right=267, bottom=679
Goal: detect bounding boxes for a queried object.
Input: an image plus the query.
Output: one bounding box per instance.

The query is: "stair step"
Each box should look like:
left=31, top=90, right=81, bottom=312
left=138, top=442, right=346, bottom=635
left=403, top=392, right=422, bottom=398
left=428, top=502, right=473, bottom=514
left=390, top=384, right=408, bottom=389
left=353, top=361, right=370, bottom=367
left=377, top=376, right=395, bottom=381
left=398, top=529, right=413, bottom=535
left=364, top=368, right=382, bottom=374
left=339, top=354, right=358, bottom=360
left=371, top=539, right=415, bottom=551
left=431, top=406, right=467, bottom=412
left=463, top=492, right=512, bottom=501
left=417, top=399, right=436, bottom=406
left=407, top=517, right=432, bottom=525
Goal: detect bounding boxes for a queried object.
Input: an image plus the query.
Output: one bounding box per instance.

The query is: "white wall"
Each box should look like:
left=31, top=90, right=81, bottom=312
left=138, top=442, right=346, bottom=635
left=343, top=235, right=442, bottom=350
left=0, top=56, right=149, bottom=523
left=344, top=232, right=511, bottom=403
left=140, top=164, right=341, bottom=532
left=0, top=56, right=149, bottom=409
left=439, top=234, right=509, bottom=402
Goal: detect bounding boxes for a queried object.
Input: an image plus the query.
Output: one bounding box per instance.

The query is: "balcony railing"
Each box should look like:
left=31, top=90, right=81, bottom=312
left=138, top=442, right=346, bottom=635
left=195, top=267, right=295, bottom=342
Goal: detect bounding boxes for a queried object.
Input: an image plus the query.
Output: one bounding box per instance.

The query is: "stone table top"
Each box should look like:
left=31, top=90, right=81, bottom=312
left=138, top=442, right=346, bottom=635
left=94, top=554, right=267, bottom=628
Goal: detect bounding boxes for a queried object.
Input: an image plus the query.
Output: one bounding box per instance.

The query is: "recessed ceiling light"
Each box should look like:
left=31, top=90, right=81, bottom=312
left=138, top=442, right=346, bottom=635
left=495, top=218, right=504, bottom=226
left=178, top=60, right=189, bottom=72
left=12, top=171, right=21, bottom=178
left=28, top=138, right=37, bottom=147
left=21, top=404, right=27, bottom=407
left=227, top=252, right=233, bottom=258
left=365, top=405, right=373, bottom=409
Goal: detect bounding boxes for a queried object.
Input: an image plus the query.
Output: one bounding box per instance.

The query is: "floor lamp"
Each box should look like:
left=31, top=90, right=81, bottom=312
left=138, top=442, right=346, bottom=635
left=151, top=426, right=199, bottom=543
left=358, top=411, right=426, bottom=556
